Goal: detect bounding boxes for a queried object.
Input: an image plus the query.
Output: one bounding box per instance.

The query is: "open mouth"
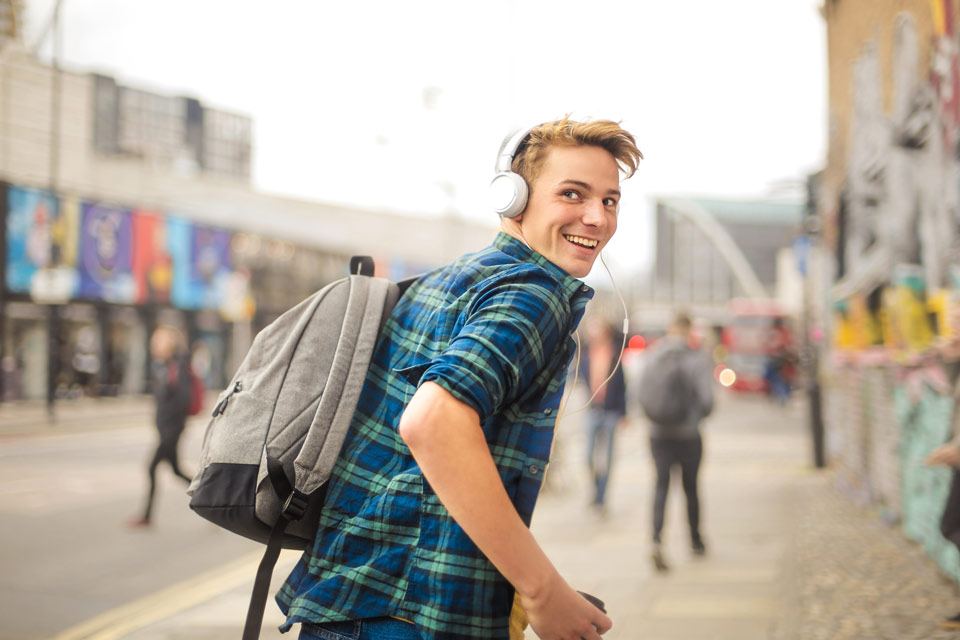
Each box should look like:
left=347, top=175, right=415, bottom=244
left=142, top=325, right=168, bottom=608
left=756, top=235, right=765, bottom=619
left=564, top=234, right=599, bottom=249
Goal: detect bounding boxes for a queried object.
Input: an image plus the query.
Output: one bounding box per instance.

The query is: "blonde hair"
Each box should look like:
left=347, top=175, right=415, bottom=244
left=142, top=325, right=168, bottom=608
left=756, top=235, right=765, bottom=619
left=511, top=116, right=643, bottom=188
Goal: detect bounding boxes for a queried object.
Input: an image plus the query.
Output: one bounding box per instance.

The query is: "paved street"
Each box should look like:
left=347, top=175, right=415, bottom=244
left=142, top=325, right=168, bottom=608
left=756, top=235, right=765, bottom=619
left=3, top=391, right=960, bottom=639
left=0, top=401, right=264, bottom=640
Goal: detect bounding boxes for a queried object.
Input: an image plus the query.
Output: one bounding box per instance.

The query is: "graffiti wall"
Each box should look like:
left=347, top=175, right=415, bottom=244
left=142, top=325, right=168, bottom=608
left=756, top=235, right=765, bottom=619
left=824, top=1, right=960, bottom=583
left=832, top=3, right=960, bottom=353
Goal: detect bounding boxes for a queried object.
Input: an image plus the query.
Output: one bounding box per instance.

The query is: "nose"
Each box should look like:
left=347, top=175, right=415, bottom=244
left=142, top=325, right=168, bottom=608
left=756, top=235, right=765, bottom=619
left=582, top=198, right=607, bottom=227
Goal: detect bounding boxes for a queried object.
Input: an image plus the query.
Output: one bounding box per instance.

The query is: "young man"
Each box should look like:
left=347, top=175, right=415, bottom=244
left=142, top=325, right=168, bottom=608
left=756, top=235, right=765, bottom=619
left=277, top=118, right=642, bottom=640
left=642, top=312, right=714, bottom=572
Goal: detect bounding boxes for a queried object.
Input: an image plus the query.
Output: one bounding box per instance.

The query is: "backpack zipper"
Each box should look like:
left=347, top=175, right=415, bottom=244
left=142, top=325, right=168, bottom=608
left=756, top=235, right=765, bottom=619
left=212, top=380, right=242, bottom=416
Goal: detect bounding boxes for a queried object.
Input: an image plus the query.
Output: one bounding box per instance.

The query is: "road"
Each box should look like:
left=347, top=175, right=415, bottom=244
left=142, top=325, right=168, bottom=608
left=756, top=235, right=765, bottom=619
left=0, top=415, right=262, bottom=640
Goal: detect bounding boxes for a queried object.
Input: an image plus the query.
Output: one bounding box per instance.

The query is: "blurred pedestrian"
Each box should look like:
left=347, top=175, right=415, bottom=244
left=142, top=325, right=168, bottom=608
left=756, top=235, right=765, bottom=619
left=763, top=317, right=794, bottom=405
left=926, top=358, right=960, bottom=629
left=128, top=325, right=193, bottom=527
left=639, top=311, right=714, bottom=571
left=577, top=316, right=627, bottom=516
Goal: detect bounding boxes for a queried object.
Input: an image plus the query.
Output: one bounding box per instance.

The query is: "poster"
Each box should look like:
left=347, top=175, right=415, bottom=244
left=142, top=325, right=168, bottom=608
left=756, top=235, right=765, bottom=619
left=131, top=210, right=173, bottom=304
left=77, top=202, right=135, bottom=303
left=168, top=216, right=232, bottom=310
left=5, top=185, right=79, bottom=299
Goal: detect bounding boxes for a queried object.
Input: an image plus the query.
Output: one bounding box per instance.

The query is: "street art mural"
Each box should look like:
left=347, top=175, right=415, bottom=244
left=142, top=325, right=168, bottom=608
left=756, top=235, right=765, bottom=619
left=828, top=3, right=960, bottom=582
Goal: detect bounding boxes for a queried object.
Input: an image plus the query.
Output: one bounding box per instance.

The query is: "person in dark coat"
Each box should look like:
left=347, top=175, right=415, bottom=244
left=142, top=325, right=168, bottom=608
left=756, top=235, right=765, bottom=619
left=577, top=316, right=627, bottom=516
left=641, top=312, right=714, bottom=571
left=128, top=325, right=193, bottom=527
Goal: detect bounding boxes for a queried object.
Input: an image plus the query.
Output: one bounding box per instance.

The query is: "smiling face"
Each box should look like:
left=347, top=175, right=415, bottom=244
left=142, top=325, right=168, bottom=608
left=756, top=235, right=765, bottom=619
left=505, top=144, right=621, bottom=278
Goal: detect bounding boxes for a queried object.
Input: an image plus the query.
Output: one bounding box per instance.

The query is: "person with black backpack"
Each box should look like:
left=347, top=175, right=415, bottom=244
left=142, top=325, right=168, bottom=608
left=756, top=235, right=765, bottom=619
left=638, top=311, right=714, bottom=572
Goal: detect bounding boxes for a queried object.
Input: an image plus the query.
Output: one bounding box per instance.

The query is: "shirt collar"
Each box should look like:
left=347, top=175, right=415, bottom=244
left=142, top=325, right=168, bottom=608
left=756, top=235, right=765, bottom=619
left=493, top=232, right=594, bottom=301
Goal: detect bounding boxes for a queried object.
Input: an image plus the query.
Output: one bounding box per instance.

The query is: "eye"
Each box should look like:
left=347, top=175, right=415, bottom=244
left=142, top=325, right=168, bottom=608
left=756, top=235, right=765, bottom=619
left=603, top=197, right=619, bottom=207
left=562, top=189, right=582, bottom=200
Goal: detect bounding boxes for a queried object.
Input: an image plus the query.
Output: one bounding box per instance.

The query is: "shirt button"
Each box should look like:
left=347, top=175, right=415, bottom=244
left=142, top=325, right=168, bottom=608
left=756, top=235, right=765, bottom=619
left=543, top=408, right=553, bottom=416
left=580, top=285, right=589, bottom=292
left=528, top=464, right=540, bottom=475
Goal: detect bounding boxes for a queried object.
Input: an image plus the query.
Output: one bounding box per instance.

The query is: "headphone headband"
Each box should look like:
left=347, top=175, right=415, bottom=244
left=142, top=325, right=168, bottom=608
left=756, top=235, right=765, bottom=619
left=495, top=126, right=536, bottom=174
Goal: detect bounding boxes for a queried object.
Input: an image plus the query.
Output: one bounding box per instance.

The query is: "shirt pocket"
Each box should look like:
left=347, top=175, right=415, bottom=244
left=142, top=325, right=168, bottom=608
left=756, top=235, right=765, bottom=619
left=350, top=472, right=424, bottom=548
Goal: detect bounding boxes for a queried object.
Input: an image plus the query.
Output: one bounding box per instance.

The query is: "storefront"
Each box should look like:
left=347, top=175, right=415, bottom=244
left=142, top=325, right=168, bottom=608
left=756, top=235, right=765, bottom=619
left=1, top=181, right=349, bottom=404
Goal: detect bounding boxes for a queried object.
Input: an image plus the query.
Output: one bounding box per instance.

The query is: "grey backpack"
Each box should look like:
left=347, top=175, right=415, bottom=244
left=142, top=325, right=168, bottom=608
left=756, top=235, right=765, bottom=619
left=187, top=257, right=414, bottom=640
left=637, top=345, right=693, bottom=427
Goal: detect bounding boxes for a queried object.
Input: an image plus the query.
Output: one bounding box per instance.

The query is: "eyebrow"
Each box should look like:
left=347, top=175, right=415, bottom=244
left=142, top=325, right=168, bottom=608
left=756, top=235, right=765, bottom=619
left=558, top=179, right=621, bottom=197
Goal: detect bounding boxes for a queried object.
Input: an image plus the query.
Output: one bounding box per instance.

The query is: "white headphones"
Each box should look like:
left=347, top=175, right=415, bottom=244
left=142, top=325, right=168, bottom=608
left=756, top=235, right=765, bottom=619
left=489, top=125, right=536, bottom=218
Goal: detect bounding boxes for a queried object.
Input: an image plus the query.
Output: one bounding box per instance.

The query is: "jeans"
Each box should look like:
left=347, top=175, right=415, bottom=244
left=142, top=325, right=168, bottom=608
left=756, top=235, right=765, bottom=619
left=586, top=409, right=620, bottom=506
left=650, top=435, right=703, bottom=544
left=299, top=618, right=422, bottom=640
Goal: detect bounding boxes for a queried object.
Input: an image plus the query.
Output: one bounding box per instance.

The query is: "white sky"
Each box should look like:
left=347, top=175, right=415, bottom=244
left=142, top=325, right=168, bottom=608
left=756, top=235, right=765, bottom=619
left=21, top=0, right=827, bottom=275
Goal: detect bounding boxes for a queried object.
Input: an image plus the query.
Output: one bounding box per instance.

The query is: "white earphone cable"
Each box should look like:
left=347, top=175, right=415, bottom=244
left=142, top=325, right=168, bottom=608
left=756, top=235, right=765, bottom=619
left=557, top=252, right=630, bottom=421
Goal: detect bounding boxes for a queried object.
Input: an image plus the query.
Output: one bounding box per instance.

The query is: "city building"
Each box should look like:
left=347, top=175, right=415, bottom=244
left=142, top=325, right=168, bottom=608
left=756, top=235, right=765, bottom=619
left=0, top=40, right=494, bottom=403
left=642, top=195, right=804, bottom=329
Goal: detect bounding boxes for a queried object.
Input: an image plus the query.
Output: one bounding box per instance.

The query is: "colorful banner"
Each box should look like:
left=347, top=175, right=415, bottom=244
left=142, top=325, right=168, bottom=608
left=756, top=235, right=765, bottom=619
left=77, top=202, right=135, bottom=303
left=5, top=186, right=79, bottom=298
left=131, top=210, right=173, bottom=304
left=5, top=184, right=250, bottom=312
left=168, top=216, right=232, bottom=310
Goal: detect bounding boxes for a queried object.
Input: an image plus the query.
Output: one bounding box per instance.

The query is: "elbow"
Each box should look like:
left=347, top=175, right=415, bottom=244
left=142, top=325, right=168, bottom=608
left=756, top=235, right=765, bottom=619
left=398, top=413, right=419, bottom=449
left=398, top=410, right=434, bottom=455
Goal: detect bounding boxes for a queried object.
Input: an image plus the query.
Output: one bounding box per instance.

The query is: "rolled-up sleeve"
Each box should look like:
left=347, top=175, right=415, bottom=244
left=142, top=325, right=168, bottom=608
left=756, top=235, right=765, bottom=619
left=418, top=268, right=567, bottom=423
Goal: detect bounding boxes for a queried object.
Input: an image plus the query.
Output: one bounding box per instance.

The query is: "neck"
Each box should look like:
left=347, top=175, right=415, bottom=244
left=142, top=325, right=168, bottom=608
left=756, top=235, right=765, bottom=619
left=499, top=218, right=530, bottom=249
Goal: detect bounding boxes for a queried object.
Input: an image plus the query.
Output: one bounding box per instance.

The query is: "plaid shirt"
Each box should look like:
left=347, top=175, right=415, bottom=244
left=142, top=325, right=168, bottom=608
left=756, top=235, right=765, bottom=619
left=277, top=232, right=593, bottom=639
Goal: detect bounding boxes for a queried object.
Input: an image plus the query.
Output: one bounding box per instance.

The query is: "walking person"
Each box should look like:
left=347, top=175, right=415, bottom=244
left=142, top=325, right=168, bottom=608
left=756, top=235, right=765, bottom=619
left=276, top=117, right=642, bottom=639
left=925, top=356, right=960, bottom=629
left=578, top=316, right=627, bottom=516
left=638, top=311, right=714, bottom=572
left=128, top=325, right=193, bottom=527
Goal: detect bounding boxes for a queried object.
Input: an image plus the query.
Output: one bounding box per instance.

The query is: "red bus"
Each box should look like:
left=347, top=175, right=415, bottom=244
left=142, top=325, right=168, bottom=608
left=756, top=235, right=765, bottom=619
left=717, top=299, right=794, bottom=393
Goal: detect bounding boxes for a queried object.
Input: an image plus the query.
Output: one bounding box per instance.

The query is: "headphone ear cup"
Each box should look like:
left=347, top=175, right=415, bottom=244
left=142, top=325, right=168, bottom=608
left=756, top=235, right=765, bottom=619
left=489, top=172, right=529, bottom=218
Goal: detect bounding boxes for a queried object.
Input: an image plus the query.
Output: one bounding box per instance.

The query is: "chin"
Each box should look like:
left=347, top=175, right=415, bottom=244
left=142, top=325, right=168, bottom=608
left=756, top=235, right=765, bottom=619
left=565, top=263, right=593, bottom=278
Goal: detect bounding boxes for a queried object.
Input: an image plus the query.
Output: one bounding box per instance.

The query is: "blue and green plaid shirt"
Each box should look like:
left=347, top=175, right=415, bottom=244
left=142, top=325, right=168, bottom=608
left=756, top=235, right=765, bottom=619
left=277, top=232, right=593, bottom=639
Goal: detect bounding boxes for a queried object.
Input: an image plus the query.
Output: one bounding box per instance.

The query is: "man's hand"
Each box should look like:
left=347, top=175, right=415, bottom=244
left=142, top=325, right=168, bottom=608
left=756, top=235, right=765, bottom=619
left=520, top=570, right=612, bottom=640
left=927, top=443, right=960, bottom=467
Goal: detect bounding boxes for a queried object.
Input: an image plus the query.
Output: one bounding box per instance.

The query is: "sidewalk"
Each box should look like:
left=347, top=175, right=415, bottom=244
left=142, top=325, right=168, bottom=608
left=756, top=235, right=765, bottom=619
left=0, top=395, right=154, bottom=437
left=37, top=391, right=960, bottom=639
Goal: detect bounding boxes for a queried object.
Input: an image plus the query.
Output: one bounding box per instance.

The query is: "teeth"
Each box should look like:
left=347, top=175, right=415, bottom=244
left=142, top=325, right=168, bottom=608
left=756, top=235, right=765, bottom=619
left=564, top=234, right=599, bottom=248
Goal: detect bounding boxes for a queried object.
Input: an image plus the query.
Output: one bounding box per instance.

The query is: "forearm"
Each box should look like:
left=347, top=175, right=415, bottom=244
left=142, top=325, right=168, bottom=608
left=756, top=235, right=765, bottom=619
left=398, top=382, right=556, bottom=598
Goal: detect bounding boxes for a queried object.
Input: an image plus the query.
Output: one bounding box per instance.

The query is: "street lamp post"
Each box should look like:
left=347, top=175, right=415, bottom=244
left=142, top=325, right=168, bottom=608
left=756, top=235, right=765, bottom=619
left=44, top=0, right=64, bottom=419
left=803, top=173, right=826, bottom=468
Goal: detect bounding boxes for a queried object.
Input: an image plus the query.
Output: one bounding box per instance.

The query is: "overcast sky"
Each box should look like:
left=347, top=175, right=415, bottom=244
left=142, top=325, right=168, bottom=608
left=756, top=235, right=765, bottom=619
left=20, top=0, right=827, bottom=274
